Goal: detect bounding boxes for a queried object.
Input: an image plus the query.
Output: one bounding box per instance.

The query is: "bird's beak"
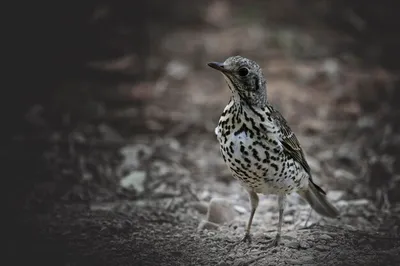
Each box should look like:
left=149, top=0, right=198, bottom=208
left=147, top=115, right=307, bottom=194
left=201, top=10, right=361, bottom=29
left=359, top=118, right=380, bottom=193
left=207, top=62, right=229, bottom=73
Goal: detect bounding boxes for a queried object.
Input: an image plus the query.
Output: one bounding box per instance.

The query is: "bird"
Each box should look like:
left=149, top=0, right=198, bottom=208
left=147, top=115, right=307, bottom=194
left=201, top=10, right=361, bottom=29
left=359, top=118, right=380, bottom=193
left=207, top=55, right=339, bottom=247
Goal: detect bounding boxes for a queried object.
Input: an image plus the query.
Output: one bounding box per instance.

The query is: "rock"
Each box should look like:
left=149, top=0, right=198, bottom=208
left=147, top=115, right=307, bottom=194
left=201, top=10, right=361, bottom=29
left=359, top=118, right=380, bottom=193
left=233, top=205, right=247, bottom=214
left=327, top=190, right=345, bottom=202
left=299, top=240, right=312, bottom=249
left=322, top=58, right=340, bottom=81
left=287, top=241, right=300, bottom=249
left=319, top=234, right=333, bottom=241
left=298, top=256, right=314, bottom=264
left=346, top=199, right=370, bottom=206
left=119, top=171, right=146, bottom=192
left=315, top=245, right=330, bottom=251
left=284, top=215, right=294, bottom=223
left=119, top=144, right=153, bottom=172
left=206, top=198, right=237, bottom=225
left=285, top=258, right=301, bottom=264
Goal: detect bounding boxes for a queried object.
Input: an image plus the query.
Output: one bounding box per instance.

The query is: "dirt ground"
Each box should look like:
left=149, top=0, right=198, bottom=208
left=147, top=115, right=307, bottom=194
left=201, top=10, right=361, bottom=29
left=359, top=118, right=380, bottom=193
left=7, top=1, right=400, bottom=265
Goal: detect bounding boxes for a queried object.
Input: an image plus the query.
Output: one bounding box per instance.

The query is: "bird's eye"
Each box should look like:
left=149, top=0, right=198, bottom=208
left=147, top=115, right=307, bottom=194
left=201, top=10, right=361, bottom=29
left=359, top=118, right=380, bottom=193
left=238, top=68, right=249, bottom=77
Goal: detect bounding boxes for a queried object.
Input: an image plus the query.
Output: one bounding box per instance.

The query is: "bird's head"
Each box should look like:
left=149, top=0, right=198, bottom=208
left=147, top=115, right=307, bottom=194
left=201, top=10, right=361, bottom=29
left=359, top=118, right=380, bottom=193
left=208, top=55, right=267, bottom=107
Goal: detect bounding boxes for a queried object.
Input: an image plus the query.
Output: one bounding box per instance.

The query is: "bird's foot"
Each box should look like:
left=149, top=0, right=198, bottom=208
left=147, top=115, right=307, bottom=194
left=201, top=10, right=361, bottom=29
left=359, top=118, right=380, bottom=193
left=269, top=234, right=281, bottom=247
left=227, top=232, right=252, bottom=250
left=240, top=232, right=252, bottom=243
left=262, top=234, right=281, bottom=248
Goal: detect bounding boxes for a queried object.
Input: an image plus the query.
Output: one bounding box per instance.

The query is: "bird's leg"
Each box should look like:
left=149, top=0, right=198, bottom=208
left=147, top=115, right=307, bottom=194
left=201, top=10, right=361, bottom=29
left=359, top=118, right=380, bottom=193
left=241, top=190, right=259, bottom=243
left=267, top=194, right=286, bottom=247
left=303, top=207, right=313, bottom=228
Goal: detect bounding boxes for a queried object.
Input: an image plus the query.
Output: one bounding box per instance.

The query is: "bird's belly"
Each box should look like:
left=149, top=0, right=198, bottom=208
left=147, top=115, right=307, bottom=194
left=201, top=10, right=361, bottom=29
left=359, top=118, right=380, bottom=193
left=218, top=128, right=306, bottom=194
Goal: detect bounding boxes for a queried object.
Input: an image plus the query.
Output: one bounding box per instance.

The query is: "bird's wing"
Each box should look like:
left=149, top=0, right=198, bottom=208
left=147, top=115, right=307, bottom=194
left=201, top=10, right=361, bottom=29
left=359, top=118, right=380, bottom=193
left=266, top=105, right=311, bottom=175
left=262, top=105, right=326, bottom=195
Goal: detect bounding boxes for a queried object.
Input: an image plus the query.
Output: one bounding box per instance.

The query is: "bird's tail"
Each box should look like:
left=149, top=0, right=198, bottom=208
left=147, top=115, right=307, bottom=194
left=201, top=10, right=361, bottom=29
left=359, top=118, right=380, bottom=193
left=298, top=179, right=339, bottom=218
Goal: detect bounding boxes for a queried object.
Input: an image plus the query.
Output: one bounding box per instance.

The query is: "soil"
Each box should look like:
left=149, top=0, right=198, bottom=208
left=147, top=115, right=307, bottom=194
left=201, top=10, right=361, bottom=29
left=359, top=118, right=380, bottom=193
left=7, top=1, right=400, bottom=265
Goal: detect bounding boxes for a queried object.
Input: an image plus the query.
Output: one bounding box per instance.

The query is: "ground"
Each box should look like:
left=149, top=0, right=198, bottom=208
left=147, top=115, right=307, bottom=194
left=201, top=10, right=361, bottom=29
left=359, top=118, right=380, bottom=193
left=8, top=1, right=400, bottom=265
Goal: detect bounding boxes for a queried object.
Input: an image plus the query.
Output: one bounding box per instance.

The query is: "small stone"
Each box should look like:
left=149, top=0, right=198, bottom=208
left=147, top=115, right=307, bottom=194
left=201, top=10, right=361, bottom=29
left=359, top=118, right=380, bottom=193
left=327, top=190, right=345, bottom=202
left=287, top=241, right=300, bottom=249
left=199, top=190, right=211, bottom=200
left=335, top=200, right=349, bottom=207
left=315, top=245, right=330, bottom=251
left=285, top=259, right=300, bottom=264
left=119, top=144, right=153, bottom=171
left=298, top=256, right=314, bottom=263
left=284, top=215, right=294, bottom=223
left=322, top=58, right=340, bottom=80
left=206, top=198, right=237, bottom=225
left=207, top=231, right=216, bottom=236
left=119, top=171, right=146, bottom=192
left=299, top=240, right=311, bottom=249
left=319, top=234, right=333, bottom=241
left=347, top=199, right=370, bottom=206
left=234, top=205, right=247, bottom=214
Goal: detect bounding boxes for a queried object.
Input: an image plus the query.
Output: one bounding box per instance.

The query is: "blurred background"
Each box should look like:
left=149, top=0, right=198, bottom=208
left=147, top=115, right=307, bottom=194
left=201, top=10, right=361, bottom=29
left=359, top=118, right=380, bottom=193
left=6, top=0, right=400, bottom=265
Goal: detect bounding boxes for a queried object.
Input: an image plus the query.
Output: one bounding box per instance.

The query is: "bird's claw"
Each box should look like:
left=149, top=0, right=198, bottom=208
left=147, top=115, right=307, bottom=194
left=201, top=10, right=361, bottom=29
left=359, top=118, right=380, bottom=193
left=227, top=232, right=252, bottom=250
left=266, top=234, right=281, bottom=248
left=241, top=232, right=252, bottom=243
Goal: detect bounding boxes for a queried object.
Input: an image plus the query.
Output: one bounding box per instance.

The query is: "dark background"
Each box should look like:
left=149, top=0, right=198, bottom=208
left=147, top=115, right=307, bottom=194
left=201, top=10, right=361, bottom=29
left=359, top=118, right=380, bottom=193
left=5, top=1, right=400, bottom=265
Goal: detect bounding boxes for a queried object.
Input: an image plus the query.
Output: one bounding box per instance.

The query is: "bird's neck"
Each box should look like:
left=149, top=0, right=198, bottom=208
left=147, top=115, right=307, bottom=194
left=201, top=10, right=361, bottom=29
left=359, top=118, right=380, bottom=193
left=232, top=90, right=268, bottom=109
left=228, top=95, right=270, bottom=123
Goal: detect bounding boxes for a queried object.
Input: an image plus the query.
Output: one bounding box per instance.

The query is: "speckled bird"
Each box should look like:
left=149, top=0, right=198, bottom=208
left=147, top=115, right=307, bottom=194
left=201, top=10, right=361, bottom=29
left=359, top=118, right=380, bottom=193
left=208, top=56, right=339, bottom=246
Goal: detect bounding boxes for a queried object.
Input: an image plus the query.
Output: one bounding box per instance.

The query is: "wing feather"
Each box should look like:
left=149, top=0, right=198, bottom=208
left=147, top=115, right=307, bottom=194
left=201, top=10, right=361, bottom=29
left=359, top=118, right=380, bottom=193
left=267, top=105, right=311, bottom=175
left=266, top=105, right=326, bottom=194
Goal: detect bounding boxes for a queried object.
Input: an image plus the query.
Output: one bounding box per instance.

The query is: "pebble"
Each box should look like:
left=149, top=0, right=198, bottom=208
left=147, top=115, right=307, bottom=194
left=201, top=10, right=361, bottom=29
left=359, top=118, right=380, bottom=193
left=298, top=256, right=314, bottom=263
left=315, top=245, right=330, bottom=251
left=299, top=240, right=312, bottom=249
left=284, top=215, right=294, bottom=223
left=233, top=205, right=247, bottom=214
left=319, top=234, right=333, bottom=241
left=327, top=190, right=345, bottom=202
left=206, top=198, right=237, bottom=225
left=119, top=171, right=146, bottom=192
left=347, top=199, right=370, bottom=206
left=287, top=241, right=300, bottom=249
left=285, top=259, right=301, bottom=264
